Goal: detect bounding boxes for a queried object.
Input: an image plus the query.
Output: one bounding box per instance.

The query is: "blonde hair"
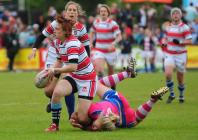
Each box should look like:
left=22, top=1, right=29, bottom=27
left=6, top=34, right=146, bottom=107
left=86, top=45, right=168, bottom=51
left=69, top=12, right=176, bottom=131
left=65, top=1, right=85, bottom=16
left=98, top=110, right=119, bottom=131
left=170, top=7, right=182, bottom=17
left=99, top=4, right=111, bottom=16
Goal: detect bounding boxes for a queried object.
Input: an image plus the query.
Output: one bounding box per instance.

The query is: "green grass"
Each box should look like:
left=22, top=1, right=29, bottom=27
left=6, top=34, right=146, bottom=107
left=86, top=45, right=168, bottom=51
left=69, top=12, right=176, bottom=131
left=0, top=71, right=198, bottom=140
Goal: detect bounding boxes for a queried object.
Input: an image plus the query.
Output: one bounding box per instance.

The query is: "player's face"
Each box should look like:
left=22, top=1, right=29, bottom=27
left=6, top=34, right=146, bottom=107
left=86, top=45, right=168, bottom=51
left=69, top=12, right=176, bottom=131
left=55, top=23, right=65, bottom=40
left=99, top=7, right=109, bottom=19
left=171, top=11, right=181, bottom=23
left=65, top=4, right=78, bottom=22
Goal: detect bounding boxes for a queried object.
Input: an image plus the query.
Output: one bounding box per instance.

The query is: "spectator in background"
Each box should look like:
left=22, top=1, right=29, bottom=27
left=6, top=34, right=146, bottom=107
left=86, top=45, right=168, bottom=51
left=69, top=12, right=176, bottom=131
left=161, top=8, right=192, bottom=103
left=2, top=25, right=19, bottom=71
left=120, top=32, right=133, bottom=68
left=118, top=3, right=133, bottom=29
left=184, top=2, right=197, bottom=24
left=18, top=22, right=29, bottom=48
left=132, top=24, right=144, bottom=45
left=37, top=15, right=45, bottom=32
left=48, top=6, right=57, bottom=18
left=141, top=28, right=158, bottom=72
left=190, top=16, right=198, bottom=44
left=86, top=15, right=95, bottom=32
left=147, top=5, right=157, bottom=31
left=137, top=4, right=147, bottom=29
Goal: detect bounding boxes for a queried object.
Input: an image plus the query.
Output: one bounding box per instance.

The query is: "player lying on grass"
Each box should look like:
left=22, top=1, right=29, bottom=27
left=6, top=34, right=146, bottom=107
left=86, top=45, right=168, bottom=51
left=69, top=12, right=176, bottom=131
left=69, top=85, right=169, bottom=131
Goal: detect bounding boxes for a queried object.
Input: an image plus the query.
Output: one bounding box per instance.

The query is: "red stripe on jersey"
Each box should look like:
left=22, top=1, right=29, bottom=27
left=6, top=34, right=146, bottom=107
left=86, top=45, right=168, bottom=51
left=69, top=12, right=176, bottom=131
left=167, top=42, right=185, bottom=47
left=166, top=32, right=184, bottom=38
left=45, top=25, right=54, bottom=35
left=95, top=28, right=114, bottom=33
left=79, top=34, right=89, bottom=43
left=164, top=48, right=187, bottom=54
left=183, top=30, right=191, bottom=36
left=74, top=22, right=84, bottom=31
left=68, top=47, right=79, bottom=55
left=112, top=26, right=119, bottom=32
left=94, top=47, right=116, bottom=53
left=60, top=55, right=68, bottom=62
left=96, top=38, right=114, bottom=43
left=70, top=71, right=96, bottom=80
left=77, top=57, right=90, bottom=70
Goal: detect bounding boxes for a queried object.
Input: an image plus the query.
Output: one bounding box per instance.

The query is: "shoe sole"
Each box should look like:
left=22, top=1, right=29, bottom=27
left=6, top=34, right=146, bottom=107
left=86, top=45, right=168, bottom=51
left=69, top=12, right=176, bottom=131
left=151, top=86, right=169, bottom=99
left=127, top=57, right=137, bottom=77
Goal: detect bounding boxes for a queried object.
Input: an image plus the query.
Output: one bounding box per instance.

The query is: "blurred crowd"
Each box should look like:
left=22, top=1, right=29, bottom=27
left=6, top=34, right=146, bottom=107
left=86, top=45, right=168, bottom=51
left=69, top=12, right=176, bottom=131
left=0, top=2, right=198, bottom=71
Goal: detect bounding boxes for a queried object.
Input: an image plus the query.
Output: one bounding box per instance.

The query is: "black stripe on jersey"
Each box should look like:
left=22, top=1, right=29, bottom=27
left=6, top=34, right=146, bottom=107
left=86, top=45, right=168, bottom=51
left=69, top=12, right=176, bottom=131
left=69, top=59, right=78, bottom=63
left=79, top=49, right=85, bottom=56
left=76, top=63, right=91, bottom=72
left=67, top=45, right=79, bottom=50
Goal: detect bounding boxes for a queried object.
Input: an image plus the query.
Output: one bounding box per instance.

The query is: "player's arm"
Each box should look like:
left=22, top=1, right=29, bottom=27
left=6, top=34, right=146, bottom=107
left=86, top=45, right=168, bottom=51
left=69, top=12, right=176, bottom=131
left=28, top=33, right=46, bottom=60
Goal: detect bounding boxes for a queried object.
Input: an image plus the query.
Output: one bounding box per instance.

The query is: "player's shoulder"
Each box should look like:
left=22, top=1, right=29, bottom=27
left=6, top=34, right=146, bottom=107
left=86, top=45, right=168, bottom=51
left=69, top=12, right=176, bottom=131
left=67, top=35, right=81, bottom=46
left=75, top=22, right=85, bottom=30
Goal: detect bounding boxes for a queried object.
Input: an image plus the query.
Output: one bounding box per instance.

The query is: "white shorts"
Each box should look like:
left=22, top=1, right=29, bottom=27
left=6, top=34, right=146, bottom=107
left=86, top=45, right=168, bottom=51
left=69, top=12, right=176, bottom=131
left=142, top=51, right=154, bottom=59
left=67, top=76, right=98, bottom=100
left=164, top=53, right=187, bottom=73
left=45, top=46, right=58, bottom=69
left=91, top=50, right=117, bottom=66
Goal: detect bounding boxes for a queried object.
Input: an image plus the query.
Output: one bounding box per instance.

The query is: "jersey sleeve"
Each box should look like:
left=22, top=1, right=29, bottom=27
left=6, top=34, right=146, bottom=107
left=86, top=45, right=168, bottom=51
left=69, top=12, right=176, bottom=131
left=42, top=20, right=57, bottom=37
left=183, top=24, right=192, bottom=40
left=78, top=25, right=90, bottom=46
left=112, top=21, right=121, bottom=37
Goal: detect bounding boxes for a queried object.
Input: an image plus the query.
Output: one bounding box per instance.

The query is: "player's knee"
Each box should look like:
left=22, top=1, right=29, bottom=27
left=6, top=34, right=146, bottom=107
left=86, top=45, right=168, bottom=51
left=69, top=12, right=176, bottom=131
left=44, top=87, right=53, bottom=98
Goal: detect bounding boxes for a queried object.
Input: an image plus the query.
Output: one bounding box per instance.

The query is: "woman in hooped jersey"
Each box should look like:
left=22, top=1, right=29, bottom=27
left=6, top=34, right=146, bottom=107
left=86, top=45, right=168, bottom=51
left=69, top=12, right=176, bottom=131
left=45, top=14, right=97, bottom=132
left=90, top=4, right=122, bottom=85
left=28, top=1, right=90, bottom=118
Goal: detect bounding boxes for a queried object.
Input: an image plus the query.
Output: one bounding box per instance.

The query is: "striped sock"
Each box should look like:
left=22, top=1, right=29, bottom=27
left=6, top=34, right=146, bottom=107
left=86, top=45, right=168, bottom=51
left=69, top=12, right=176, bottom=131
left=99, top=71, right=129, bottom=87
left=178, top=84, right=185, bottom=97
left=51, top=103, right=62, bottom=126
left=135, top=99, right=156, bottom=123
left=166, top=80, right=175, bottom=97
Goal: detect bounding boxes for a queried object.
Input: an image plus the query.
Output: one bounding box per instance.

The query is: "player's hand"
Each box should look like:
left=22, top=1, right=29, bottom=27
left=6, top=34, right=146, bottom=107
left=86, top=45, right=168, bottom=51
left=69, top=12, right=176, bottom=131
left=28, top=49, right=37, bottom=60
left=108, top=44, right=116, bottom=52
left=47, top=68, right=56, bottom=80
left=172, top=39, right=180, bottom=44
left=70, top=112, right=83, bottom=129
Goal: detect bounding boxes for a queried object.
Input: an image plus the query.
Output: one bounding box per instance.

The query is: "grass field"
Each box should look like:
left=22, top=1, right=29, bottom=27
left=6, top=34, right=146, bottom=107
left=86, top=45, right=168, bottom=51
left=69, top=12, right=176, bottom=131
left=0, top=71, right=198, bottom=140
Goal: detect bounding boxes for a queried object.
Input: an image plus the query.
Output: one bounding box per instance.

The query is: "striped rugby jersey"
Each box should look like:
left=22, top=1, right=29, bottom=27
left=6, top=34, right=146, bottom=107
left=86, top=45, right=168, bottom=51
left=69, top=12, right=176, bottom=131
left=164, top=22, right=192, bottom=54
left=53, top=35, right=95, bottom=80
left=42, top=20, right=90, bottom=47
left=91, top=18, right=121, bottom=51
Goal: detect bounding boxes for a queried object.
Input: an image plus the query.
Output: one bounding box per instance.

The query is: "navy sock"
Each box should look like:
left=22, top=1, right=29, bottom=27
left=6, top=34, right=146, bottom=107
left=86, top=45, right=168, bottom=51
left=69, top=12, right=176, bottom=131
left=178, top=84, right=185, bottom=97
left=166, top=80, right=174, bottom=97
left=64, top=93, right=75, bottom=119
